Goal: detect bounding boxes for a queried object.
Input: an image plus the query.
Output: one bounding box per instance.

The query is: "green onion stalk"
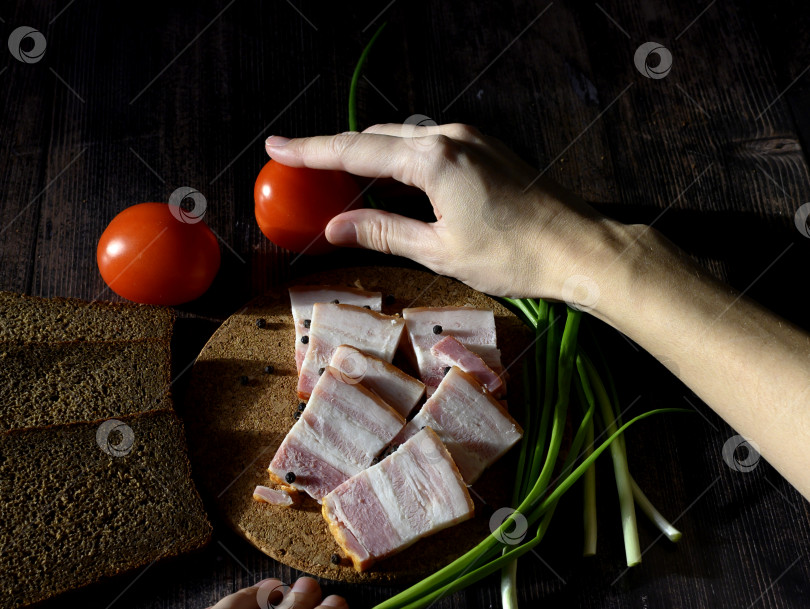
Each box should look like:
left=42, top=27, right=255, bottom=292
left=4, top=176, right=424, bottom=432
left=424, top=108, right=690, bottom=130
left=348, top=23, right=386, bottom=209
left=348, top=28, right=686, bottom=609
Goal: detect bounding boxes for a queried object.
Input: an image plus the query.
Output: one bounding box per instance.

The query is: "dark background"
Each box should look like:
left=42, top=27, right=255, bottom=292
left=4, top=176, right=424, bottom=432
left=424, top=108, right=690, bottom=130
left=2, top=1, right=810, bottom=608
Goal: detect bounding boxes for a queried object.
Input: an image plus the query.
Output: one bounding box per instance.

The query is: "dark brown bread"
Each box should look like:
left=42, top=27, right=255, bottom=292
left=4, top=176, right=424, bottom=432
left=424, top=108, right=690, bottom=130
left=0, top=340, right=171, bottom=432
left=0, top=410, right=212, bottom=608
left=0, top=291, right=173, bottom=342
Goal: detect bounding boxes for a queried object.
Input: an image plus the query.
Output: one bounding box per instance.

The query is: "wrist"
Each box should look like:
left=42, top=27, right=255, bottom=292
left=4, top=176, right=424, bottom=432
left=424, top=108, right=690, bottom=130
left=542, top=217, right=648, bottom=324
left=582, top=222, right=705, bottom=334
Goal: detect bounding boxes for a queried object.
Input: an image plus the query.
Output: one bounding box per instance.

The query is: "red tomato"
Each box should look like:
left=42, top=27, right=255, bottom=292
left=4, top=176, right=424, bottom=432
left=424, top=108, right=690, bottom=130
left=254, top=160, right=362, bottom=254
left=97, top=203, right=220, bottom=305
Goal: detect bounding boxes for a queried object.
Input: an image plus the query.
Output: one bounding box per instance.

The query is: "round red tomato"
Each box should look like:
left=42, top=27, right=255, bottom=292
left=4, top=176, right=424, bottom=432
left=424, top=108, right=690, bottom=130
left=254, top=160, right=362, bottom=254
left=97, top=202, right=220, bottom=305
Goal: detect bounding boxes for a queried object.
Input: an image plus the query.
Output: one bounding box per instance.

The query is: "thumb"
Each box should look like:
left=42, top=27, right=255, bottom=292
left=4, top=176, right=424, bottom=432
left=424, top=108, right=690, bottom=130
left=325, top=209, right=441, bottom=262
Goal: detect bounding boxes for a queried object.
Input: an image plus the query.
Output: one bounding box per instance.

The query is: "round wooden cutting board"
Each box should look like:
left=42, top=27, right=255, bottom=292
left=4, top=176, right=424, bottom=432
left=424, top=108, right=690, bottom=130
left=185, top=266, right=533, bottom=584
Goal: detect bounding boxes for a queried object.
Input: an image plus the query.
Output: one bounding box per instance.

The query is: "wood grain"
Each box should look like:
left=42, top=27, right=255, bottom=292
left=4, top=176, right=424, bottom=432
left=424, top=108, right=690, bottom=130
left=2, top=0, right=810, bottom=608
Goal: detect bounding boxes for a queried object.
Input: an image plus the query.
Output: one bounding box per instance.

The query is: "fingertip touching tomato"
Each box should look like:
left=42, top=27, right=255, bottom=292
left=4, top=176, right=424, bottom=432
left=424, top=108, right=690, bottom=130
left=254, top=160, right=362, bottom=254
left=97, top=202, right=221, bottom=305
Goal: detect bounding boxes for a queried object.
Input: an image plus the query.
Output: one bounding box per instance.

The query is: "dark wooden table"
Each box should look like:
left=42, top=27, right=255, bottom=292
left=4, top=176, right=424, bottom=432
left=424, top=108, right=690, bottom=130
left=3, top=1, right=810, bottom=607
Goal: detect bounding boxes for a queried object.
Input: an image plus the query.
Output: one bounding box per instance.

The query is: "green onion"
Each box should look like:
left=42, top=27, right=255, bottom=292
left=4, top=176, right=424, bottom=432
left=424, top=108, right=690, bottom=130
left=347, top=28, right=687, bottom=607
left=347, top=23, right=386, bottom=211
left=580, top=352, right=640, bottom=566
left=373, top=407, right=687, bottom=609
left=630, top=475, right=682, bottom=542
left=576, top=360, right=597, bottom=557
left=348, top=23, right=386, bottom=133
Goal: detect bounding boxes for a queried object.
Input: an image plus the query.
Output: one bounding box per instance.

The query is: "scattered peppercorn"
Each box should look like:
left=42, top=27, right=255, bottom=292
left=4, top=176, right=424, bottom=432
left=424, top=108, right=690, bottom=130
left=318, top=367, right=325, bottom=376
left=239, top=375, right=249, bottom=385
left=384, top=294, right=395, bottom=306
left=285, top=472, right=296, bottom=484
left=331, top=299, right=339, bottom=304
left=443, top=366, right=451, bottom=375
left=303, top=319, right=311, bottom=329
left=330, top=553, right=341, bottom=565
left=301, top=335, right=309, bottom=344
left=421, top=426, right=426, bottom=430
left=433, top=325, right=443, bottom=334
left=294, top=411, right=301, bottom=420
left=256, top=318, right=266, bottom=328
left=297, top=402, right=306, bottom=412
left=264, top=365, right=274, bottom=374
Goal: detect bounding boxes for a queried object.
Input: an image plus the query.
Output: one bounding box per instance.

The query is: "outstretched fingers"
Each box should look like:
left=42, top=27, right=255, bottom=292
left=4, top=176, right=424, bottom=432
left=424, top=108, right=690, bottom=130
left=265, top=132, right=429, bottom=190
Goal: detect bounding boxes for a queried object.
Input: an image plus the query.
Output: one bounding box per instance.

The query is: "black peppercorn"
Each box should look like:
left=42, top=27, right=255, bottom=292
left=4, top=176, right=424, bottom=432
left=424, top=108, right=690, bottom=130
left=443, top=366, right=451, bottom=376
left=318, top=367, right=325, bottom=376
left=330, top=553, right=341, bottom=565
left=256, top=318, right=266, bottom=328
left=297, top=402, right=306, bottom=412
left=432, top=325, right=443, bottom=334
left=331, top=299, right=339, bottom=304
left=239, top=375, right=249, bottom=385
left=363, top=305, right=371, bottom=309
left=264, top=365, right=274, bottom=374
left=301, top=335, right=309, bottom=344
left=294, top=411, right=301, bottom=419
left=303, top=319, right=311, bottom=329
left=285, top=472, right=296, bottom=484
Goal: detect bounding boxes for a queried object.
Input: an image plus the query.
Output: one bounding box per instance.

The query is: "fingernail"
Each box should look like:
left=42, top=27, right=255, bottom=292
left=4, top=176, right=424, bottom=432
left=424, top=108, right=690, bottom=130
left=325, top=221, right=357, bottom=245
left=251, top=577, right=275, bottom=588
left=265, top=135, right=291, bottom=147
left=319, top=595, right=348, bottom=608
left=291, top=577, right=319, bottom=594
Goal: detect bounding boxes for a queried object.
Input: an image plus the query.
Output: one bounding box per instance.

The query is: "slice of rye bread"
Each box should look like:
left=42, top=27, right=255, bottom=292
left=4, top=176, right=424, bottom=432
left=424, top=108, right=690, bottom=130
left=0, top=339, right=171, bottom=432
left=0, top=410, right=212, bottom=609
left=0, top=291, right=173, bottom=342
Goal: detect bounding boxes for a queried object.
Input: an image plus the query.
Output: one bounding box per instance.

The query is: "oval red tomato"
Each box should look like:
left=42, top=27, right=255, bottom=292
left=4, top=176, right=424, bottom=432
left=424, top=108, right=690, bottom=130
left=97, top=202, right=220, bottom=305
left=254, top=160, right=362, bottom=254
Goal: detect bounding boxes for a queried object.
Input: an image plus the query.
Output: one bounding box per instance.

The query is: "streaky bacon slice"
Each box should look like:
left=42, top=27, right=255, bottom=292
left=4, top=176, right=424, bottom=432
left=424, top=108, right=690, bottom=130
left=297, top=303, right=405, bottom=400
left=431, top=335, right=505, bottom=398
left=402, top=307, right=504, bottom=396
left=393, top=367, right=522, bottom=484
left=322, top=427, right=474, bottom=571
left=252, top=485, right=296, bottom=507
left=289, top=285, right=382, bottom=373
left=269, top=366, right=405, bottom=501
left=329, top=344, right=425, bottom=418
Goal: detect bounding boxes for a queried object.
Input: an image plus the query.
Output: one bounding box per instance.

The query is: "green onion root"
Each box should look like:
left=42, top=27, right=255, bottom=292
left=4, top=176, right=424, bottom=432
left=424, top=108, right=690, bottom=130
left=630, top=475, right=682, bottom=542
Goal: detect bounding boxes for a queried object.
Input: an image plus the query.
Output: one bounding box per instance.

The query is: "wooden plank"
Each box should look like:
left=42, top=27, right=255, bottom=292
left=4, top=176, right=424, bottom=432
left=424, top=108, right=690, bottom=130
left=2, top=0, right=809, bottom=608
left=569, top=3, right=810, bottom=609
left=0, top=3, right=54, bottom=294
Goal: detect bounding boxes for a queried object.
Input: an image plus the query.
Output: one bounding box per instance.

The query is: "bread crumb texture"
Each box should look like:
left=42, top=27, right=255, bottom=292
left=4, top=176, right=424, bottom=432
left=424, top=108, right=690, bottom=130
left=0, top=411, right=211, bottom=608
left=0, top=340, right=171, bottom=431
left=0, top=292, right=173, bottom=342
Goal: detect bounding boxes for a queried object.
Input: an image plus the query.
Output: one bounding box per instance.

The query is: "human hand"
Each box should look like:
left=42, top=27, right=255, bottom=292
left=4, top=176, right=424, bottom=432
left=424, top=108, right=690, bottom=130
left=265, top=123, right=627, bottom=302
left=209, top=576, right=347, bottom=609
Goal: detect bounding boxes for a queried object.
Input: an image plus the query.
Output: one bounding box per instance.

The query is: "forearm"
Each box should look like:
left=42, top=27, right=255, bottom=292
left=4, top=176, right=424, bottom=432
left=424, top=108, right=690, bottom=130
left=589, top=223, right=810, bottom=499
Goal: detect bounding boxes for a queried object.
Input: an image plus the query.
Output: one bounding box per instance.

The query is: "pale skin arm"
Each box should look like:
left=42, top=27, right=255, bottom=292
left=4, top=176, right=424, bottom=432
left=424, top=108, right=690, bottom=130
left=265, top=123, right=810, bottom=500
